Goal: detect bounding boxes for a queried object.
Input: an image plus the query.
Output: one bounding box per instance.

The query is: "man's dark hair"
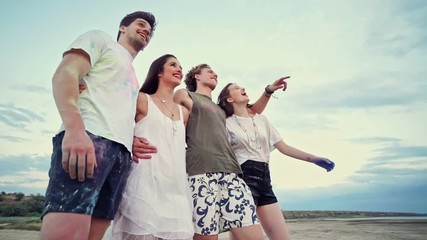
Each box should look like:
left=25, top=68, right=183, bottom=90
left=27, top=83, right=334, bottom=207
left=117, top=11, right=157, bottom=40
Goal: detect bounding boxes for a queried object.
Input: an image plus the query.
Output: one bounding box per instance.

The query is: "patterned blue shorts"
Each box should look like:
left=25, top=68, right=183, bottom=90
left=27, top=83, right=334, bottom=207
left=41, top=131, right=132, bottom=220
left=188, top=172, right=259, bottom=235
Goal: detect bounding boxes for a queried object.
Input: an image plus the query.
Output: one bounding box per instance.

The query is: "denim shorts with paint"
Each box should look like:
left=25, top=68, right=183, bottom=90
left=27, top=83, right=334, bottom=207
left=41, top=131, right=132, bottom=220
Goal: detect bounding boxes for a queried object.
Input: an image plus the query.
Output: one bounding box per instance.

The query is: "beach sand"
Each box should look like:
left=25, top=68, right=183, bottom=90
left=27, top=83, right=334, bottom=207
left=286, top=218, right=427, bottom=240
left=1, top=218, right=426, bottom=240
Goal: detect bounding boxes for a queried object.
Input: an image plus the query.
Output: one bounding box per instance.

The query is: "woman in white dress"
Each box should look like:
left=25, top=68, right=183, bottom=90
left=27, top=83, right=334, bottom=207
left=217, top=83, right=335, bottom=240
left=110, top=54, right=193, bottom=240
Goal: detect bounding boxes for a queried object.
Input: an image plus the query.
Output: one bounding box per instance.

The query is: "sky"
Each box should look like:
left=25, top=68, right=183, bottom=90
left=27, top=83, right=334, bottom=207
left=0, top=0, right=426, bottom=213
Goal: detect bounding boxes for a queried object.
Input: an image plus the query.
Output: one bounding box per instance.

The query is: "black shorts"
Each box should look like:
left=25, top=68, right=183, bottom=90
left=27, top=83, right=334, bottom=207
left=41, top=131, right=132, bottom=220
left=241, top=160, right=278, bottom=207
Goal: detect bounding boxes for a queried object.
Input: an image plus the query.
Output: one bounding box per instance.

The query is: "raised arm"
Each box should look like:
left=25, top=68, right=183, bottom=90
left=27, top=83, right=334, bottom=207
left=174, top=89, right=192, bottom=126
left=249, top=76, right=289, bottom=114
left=52, top=50, right=95, bottom=182
left=132, top=89, right=193, bottom=162
left=274, top=140, right=335, bottom=172
left=174, top=89, right=193, bottom=112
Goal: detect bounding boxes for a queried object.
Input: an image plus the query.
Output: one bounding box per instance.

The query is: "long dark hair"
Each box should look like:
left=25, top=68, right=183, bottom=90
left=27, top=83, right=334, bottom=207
left=217, top=83, right=234, bottom=118
left=140, top=54, right=177, bottom=94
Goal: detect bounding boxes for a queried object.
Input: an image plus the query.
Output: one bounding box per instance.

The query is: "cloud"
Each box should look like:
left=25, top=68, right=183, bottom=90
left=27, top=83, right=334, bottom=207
left=0, top=174, right=48, bottom=195
left=344, top=142, right=427, bottom=212
left=348, top=137, right=402, bottom=144
left=0, top=154, right=49, bottom=176
left=12, top=84, right=50, bottom=93
left=41, top=129, right=58, bottom=135
left=373, top=145, right=427, bottom=160
left=277, top=148, right=427, bottom=213
left=292, top=71, right=427, bottom=110
left=349, top=138, right=427, bottom=177
left=0, top=154, right=50, bottom=194
left=278, top=180, right=427, bottom=213
left=348, top=137, right=427, bottom=164
left=355, top=167, right=426, bottom=177
left=0, top=103, right=46, bottom=128
left=275, top=137, right=427, bottom=213
left=0, top=135, right=30, bottom=142
left=365, top=0, right=427, bottom=57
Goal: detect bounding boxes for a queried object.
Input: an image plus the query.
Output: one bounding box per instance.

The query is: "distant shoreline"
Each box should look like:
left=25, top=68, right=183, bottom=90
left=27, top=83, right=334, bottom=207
left=323, top=216, right=427, bottom=221
left=283, top=210, right=427, bottom=219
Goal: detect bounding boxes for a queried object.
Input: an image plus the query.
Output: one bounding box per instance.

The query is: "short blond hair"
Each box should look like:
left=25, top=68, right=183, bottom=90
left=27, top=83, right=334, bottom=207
left=184, top=64, right=210, bottom=92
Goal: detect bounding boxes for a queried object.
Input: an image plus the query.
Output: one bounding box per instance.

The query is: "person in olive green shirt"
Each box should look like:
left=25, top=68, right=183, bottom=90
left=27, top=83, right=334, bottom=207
left=134, top=63, right=288, bottom=240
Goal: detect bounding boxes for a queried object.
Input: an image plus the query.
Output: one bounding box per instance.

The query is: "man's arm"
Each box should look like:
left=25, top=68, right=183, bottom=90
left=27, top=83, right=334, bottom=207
left=174, top=88, right=193, bottom=112
left=132, top=137, right=157, bottom=161
left=132, top=89, right=193, bottom=162
left=132, top=93, right=158, bottom=162
left=249, top=76, right=289, bottom=114
left=52, top=50, right=95, bottom=182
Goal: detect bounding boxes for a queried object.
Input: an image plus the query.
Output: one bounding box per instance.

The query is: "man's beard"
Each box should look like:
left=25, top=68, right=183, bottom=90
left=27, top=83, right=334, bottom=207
left=129, top=37, right=146, bottom=52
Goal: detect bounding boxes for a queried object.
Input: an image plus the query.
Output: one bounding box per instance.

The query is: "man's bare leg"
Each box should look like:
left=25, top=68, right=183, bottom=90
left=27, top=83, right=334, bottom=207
left=193, top=233, right=218, bottom=240
left=229, top=224, right=264, bottom=240
left=40, top=212, right=91, bottom=240
left=88, top=216, right=111, bottom=240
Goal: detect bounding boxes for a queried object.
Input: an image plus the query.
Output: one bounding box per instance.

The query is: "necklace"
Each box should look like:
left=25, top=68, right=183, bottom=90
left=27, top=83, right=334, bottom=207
left=233, top=114, right=261, bottom=149
left=154, top=94, right=175, bottom=118
left=153, top=94, right=177, bottom=135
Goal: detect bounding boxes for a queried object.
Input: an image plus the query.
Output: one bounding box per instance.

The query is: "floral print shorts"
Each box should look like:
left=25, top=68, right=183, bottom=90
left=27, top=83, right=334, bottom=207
left=188, top=172, right=259, bottom=235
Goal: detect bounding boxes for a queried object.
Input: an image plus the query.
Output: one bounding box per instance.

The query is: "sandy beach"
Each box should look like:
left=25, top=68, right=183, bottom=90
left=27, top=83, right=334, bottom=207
left=285, top=218, right=427, bottom=240
left=1, top=218, right=426, bottom=240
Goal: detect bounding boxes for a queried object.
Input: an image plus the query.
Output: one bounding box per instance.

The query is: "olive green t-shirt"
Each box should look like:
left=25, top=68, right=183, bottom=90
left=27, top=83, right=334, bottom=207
left=185, top=91, right=242, bottom=176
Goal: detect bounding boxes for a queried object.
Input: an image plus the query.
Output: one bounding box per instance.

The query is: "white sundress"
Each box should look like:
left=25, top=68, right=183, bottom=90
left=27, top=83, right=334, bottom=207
left=110, top=94, right=194, bottom=240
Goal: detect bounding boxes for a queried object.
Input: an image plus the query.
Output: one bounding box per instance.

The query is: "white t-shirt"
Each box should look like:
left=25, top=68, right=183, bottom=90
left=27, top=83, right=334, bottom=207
left=226, top=113, right=282, bottom=165
left=59, top=30, right=139, bottom=152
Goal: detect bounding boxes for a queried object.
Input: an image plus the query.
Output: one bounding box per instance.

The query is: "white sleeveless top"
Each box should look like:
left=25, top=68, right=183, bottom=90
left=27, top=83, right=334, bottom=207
left=111, top=94, right=194, bottom=239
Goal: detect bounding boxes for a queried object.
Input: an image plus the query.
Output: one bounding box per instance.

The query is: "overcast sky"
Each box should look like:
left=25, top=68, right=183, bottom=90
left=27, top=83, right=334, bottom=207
left=0, top=0, right=426, bottom=213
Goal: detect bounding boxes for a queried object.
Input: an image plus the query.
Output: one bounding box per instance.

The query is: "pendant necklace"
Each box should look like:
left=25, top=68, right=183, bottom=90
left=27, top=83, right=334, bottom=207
left=154, top=94, right=175, bottom=118
left=154, top=94, right=177, bottom=135
left=233, top=114, right=261, bottom=149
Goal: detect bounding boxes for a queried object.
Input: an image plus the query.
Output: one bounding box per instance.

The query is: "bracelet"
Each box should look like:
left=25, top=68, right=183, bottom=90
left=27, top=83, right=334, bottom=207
left=265, top=85, right=274, bottom=95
